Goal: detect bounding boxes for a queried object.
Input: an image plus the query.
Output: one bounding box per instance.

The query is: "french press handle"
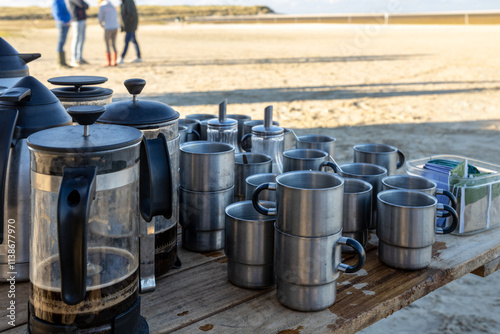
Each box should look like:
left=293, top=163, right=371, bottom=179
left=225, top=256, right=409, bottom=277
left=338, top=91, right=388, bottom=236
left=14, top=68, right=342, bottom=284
left=57, top=166, right=97, bottom=305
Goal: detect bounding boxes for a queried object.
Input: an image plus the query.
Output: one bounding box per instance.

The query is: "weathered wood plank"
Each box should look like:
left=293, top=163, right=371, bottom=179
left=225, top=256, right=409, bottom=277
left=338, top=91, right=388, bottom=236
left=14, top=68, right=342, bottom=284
left=0, top=281, right=29, bottom=332
left=472, top=256, right=500, bottom=277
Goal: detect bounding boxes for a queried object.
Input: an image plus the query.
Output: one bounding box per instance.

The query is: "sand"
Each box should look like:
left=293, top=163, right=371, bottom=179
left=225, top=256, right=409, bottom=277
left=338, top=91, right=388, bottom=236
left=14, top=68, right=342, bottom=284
left=5, top=22, right=500, bottom=333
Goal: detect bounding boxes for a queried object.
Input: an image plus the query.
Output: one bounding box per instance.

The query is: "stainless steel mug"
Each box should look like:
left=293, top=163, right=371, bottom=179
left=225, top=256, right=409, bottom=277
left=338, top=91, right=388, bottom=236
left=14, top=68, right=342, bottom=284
left=282, top=148, right=329, bottom=172
left=342, top=178, right=372, bottom=251
left=179, top=118, right=201, bottom=142
left=297, top=134, right=336, bottom=159
left=225, top=201, right=276, bottom=289
left=178, top=125, right=201, bottom=144
left=185, top=114, right=217, bottom=140
left=180, top=141, right=235, bottom=192
left=381, top=174, right=457, bottom=210
left=234, top=153, right=273, bottom=201
left=377, top=189, right=458, bottom=270
left=274, top=228, right=365, bottom=311
left=253, top=171, right=344, bottom=237
left=180, top=186, right=234, bottom=252
left=245, top=173, right=278, bottom=202
left=353, top=143, right=405, bottom=175
left=321, top=162, right=387, bottom=230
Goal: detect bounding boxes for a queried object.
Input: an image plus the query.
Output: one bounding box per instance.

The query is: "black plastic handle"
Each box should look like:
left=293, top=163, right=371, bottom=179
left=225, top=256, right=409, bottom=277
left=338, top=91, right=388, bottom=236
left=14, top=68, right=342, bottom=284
left=124, top=78, right=146, bottom=96
left=18, top=52, right=41, bottom=64
left=251, top=182, right=277, bottom=216
left=187, top=129, right=201, bottom=141
left=436, top=188, right=458, bottom=210
left=0, top=87, right=31, bottom=103
left=396, top=149, right=405, bottom=169
left=240, top=133, right=252, bottom=152
left=57, top=166, right=97, bottom=305
left=319, top=160, right=340, bottom=173
left=436, top=203, right=459, bottom=234
left=0, top=109, right=18, bottom=245
left=338, top=237, right=366, bottom=273
left=140, top=133, right=173, bottom=222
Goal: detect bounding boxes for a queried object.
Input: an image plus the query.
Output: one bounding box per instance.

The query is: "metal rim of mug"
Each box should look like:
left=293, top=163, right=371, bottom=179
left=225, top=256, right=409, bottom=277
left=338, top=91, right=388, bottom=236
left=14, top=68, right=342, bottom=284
left=225, top=200, right=276, bottom=222
left=339, top=162, right=387, bottom=177
left=283, top=148, right=328, bottom=160
left=276, top=170, right=344, bottom=191
left=353, top=143, right=398, bottom=154
left=381, top=175, right=437, bottom=192
left=180, top=140, right=234, bottom=154
left=377, top=189, right=437, bottom=209
left=297, top=134, right=336, bottom=143
left=343, top=178, right=373, bottom=195
left=235, top=153, right=273, bottom=165
left=245, top=173, right=278, bottom=187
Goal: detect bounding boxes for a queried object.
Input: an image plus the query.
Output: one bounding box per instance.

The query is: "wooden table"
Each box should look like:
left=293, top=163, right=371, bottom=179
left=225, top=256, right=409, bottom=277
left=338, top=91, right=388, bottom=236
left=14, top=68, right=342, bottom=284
left=2, top=226, right=500, bottom=334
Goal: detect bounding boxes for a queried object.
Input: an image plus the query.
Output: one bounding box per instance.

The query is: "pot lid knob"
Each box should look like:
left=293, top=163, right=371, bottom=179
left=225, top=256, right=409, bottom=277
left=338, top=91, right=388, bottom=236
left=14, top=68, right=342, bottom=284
left=124, top=78, right=146, bottom=99
left=67, top=105, right=105, bottom=137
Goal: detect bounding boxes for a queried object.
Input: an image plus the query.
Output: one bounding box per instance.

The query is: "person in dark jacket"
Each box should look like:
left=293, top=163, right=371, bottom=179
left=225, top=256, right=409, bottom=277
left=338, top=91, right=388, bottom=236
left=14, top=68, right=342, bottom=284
left=67, top=0, right=89, bottom=66
left=118, top=0, right=141, bottom=63
left=51, top=0, right=71, bottom=67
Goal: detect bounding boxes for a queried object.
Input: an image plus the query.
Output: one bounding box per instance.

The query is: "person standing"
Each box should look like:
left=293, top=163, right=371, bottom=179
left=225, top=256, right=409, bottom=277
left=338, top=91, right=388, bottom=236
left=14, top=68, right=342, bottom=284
left=119, top=0, right=141, bottom=64
left=67, top=0, right=89, bottom=67
left=98, top=0, right=120, bottom=67
left=51, top=0, right=71, bottom=67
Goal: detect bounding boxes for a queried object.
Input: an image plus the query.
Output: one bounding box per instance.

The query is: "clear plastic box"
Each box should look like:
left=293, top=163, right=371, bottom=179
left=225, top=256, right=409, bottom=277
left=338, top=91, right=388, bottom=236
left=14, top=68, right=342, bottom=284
left=406, top=155, right=500, bottom=235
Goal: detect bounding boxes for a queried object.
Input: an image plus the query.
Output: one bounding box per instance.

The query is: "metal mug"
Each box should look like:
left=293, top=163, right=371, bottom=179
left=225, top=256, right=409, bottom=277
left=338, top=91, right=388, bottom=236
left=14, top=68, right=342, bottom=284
left=252, top=171, right=344, bottom=237
left=178, top=125, right=201, bottom=144
left=227, top=114, right=251, bottom=146
left=377, top=189, right=458, bottom=270
left=274, top=228, right=365, bottom=311
left=225, top=200, right=276, bottom=289
left=245, top=173, right=278, bottom=202
left=180, top=186, right=234, bottom=252
left=353, top=143, right=405, bottom=176
left=321, top=162, right=387, bottom=230
left=179, top=118, right=201, bottom=142
left=180, top=141, right=235, bottom=192
left=185, top=114, right=217, bottom=140
left=234, top=153, right=273, bottom=201
left=381, top=174, right=457, bottom=210
left=296, top=134, right=336, bottom=159
left=283, top=128, right=297, bottom=151
left=342, top=178, right=372, bottom=251
left=283, top=148, right=329, bottom=172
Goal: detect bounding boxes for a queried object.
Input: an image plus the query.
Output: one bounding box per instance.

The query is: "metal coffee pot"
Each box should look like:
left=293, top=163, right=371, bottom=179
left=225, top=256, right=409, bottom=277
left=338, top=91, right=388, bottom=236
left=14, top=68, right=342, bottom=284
left=0, top=76, right=72, bottom=282
left=0, top=37, right=40, bottom=92
left=99, top=78, right=180, bottom=291
left=26, top=106, right=165, bottom=333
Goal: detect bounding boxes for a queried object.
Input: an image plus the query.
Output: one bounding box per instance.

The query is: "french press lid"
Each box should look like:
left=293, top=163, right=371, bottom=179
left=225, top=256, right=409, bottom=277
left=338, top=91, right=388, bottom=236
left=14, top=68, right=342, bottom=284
left=48, top=75, right=113, bottom=99
left=207, top=100, right=237, bottom=129
left=252, top=106, right=283, bottom=136
left=99, top=78, right=179, bottom=127
left=0, top=37, right=40, bottom=79
left=27, top=105, right=143, bottom=153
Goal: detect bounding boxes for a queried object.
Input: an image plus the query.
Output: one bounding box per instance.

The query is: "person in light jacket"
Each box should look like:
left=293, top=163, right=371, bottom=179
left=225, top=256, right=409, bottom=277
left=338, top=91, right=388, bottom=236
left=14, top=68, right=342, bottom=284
left=119, top=0, right=141, bottom=63
left=67, top=0, right=89, bottom=67
left=51, top=0, right=71, bottom=67
left=98, top=0, right=120, bottom=67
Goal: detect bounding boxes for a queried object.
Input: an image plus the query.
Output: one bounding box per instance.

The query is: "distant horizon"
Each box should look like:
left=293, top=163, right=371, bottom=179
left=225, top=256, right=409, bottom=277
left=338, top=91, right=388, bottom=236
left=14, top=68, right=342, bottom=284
left=3, top=0, right=500, bottom=15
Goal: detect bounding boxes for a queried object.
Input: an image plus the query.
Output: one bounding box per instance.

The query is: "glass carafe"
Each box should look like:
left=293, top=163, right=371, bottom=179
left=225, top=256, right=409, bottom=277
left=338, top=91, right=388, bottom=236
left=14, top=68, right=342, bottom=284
left=27, top=106, right=149, bottom=333
left=251, top=106, right=284, bottom=173
left=207, top=100, right=240, bottom=153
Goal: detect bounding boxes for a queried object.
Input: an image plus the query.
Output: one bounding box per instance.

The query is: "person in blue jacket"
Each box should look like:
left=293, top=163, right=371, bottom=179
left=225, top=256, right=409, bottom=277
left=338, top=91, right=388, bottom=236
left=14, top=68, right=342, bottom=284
left=51, top=0, right=71, bottom=67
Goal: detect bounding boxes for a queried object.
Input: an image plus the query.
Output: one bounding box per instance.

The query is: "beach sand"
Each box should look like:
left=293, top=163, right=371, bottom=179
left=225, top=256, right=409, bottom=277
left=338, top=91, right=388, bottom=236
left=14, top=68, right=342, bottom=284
left=5, top=22, right=500, bottom=333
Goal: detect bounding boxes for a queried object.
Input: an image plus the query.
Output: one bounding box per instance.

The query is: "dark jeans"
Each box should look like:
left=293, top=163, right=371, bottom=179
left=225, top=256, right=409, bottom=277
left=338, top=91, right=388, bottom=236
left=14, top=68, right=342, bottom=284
left=121, top=31, right=141, bottom=59
left=55, top=21, right=70, bottom=53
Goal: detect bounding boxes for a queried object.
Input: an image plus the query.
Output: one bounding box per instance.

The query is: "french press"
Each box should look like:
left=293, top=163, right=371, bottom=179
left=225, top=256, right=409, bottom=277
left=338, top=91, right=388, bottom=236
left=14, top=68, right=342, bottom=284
left=207, top=100, right=240, bottom=153
left=243, top=106, right=284, bottom=173
left=26, top=106, right=170, bottom=333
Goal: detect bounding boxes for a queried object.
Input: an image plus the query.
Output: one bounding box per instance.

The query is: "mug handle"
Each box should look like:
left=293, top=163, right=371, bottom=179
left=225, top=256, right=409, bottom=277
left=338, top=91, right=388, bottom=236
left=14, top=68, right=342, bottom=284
left=252, top=182, right=277, bottom=215
left=319, top=160, right=340, bottom=173
left=436, top=188, right=457, bottom=210
left=337, top=237, right=366, bottom=273
left=187, top=129, right=201, bottom=141
left=240, top=133, right=252, bottom=152
left=436, top=204, right=458, bottom=234
left=396, top=149, right=405, bottom=169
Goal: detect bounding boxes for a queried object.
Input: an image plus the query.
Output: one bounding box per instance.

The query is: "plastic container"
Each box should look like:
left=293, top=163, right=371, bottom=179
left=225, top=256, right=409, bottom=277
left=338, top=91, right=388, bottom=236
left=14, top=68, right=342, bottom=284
left=406, top=155, right=500, bottom=235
